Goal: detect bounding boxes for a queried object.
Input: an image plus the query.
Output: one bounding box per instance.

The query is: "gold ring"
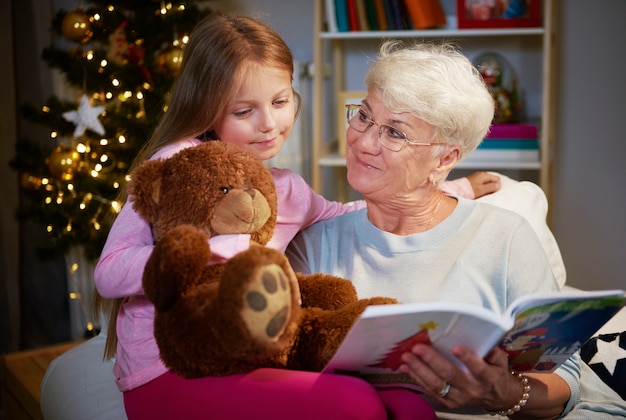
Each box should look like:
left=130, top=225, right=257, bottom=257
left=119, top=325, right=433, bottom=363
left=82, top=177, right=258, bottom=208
left=438, top=381, right=451, bottom=397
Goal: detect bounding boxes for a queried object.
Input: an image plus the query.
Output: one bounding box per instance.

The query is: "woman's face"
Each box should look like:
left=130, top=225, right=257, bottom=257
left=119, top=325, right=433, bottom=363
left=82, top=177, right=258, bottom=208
left=213, top=66, right=295, bottom=161
left=345, top=94, right=442, bottom=200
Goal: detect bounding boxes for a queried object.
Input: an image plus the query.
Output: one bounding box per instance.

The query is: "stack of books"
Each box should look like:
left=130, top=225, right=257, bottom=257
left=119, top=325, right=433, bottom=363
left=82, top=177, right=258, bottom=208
left=325, top=0, right=447, bottom=32
left=463, top=122, right=540, bottom=167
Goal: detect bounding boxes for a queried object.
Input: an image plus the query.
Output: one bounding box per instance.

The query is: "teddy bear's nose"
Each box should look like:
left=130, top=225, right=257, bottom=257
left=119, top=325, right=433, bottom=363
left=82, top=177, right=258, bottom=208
left=245, top=189, right=256, bottom=198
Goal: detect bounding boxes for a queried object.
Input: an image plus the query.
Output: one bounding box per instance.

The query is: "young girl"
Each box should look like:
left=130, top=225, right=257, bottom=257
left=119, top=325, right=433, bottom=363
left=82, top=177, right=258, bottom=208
left=94, top=13, right=497, bottom=419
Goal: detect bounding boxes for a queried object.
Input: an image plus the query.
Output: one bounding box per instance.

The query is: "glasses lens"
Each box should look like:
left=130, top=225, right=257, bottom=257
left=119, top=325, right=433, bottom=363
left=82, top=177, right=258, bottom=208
left=378, top=124, right=407, bottom=152
left=346, top=105, right=369, bottom=132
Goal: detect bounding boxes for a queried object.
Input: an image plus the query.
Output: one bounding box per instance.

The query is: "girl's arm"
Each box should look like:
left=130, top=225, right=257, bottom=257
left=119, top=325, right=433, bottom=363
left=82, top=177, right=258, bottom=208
left=442, top=172, right=501, bottom=198
left=94, top=202, right=251, bottom=298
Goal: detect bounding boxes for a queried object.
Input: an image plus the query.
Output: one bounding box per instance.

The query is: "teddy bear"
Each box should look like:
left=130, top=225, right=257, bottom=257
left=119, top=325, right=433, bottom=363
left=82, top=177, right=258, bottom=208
left=128, top=141, right=397, bottom=378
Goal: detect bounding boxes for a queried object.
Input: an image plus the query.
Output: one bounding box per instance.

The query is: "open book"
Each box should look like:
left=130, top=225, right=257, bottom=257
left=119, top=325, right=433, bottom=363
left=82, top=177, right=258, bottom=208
left=322, top=289, right=626, bottom=389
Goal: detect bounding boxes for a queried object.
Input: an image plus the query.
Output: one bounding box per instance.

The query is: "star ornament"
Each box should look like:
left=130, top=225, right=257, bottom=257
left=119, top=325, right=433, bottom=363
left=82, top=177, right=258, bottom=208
left=62, top=94, right=105, bottom=137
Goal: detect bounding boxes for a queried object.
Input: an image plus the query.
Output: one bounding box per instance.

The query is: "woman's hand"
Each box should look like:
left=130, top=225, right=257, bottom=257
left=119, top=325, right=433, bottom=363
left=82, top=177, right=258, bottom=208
left=399, top=344, right=569, bottom=418
left=467, top=171, right=500, bottom=198
left=399, top=344, right=519, bottom=410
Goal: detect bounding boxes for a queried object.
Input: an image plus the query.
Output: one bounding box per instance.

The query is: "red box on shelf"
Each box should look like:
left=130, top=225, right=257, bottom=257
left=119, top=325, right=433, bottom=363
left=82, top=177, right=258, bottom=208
left=457, top=0, right=541, bottom=29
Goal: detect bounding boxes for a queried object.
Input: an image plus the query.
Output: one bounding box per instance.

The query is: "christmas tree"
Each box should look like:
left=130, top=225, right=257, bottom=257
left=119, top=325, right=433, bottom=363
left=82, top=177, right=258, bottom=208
left=10, top=0, right=212, bottom=262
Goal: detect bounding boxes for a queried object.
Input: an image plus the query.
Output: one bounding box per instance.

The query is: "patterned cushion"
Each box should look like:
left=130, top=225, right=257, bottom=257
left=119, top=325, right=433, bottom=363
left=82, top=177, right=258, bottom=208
left=580, top=331, right=626, bottom=400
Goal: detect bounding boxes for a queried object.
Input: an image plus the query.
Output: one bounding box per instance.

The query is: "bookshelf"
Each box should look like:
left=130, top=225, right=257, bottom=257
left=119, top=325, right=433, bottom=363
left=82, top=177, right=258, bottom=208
left=311, top=0, right=557, bottom=202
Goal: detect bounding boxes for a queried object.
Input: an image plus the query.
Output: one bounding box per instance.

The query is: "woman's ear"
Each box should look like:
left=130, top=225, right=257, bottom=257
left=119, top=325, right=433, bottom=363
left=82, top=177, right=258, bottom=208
left=436, top=146, right=460, bottom=174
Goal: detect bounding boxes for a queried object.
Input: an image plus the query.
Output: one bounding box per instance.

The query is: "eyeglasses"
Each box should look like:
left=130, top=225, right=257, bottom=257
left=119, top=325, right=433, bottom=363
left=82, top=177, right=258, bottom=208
left=345, top=104, right=446, bottom=152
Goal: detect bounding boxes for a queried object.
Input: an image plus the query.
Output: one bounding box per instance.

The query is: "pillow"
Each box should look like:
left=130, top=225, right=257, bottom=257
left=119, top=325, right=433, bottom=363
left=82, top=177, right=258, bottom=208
left=580, top=330, right=626, bottom=401
left=40, top=334, right=127, bottom=420
left=476, top=173, right=567, bottom=288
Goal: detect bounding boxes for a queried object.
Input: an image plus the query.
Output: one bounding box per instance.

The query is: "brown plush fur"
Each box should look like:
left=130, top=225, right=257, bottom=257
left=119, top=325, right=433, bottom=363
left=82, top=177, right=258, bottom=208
left=129, top=141, right=396, bottom=378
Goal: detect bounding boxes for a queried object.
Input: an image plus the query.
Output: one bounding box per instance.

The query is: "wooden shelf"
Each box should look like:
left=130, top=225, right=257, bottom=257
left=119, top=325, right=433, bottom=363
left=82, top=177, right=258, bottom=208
left=312, top=0, right=556, bottom=202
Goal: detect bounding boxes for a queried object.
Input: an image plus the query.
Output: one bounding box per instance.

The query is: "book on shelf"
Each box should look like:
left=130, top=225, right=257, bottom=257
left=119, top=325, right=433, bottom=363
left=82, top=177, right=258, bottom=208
left=382, top=0, right=396, bottom=29
left=463, top=148, right=539, bottom=166
left=402, top=0, right=447, bottom=29
left=325, top=0, right=447, bottom=32
left=486, top=122, right=538, bottom=140
left=331, top=0, right=350, bottom=32
left=387, top=0, right=403, bottom=30
left=355, top=0, right=370, bottom=31
left=325, top=0, right=339, bottom=32
left=322, top=289, right=626, bottom=390
left=469, top=122, right=539, bottom=163
left=478, top=139, right=538, bottom=150
left=373, top=0, right=389, bottom=30
left=347, top=0, right=361, bottom=31
left=364, top=0, right=379, bottom=30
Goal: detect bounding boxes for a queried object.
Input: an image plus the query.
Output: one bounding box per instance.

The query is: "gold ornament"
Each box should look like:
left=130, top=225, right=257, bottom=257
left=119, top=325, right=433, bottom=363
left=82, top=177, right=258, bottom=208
left=47, top=146, right=82, bottom=181
left=61, top=9, right=93, bottom=44
left=156, top=45, right=184, bottom=77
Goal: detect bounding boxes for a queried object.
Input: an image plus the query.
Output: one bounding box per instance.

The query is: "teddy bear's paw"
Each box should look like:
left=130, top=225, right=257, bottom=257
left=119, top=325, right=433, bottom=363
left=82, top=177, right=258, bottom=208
left=241, top=263, right=293, bottom=345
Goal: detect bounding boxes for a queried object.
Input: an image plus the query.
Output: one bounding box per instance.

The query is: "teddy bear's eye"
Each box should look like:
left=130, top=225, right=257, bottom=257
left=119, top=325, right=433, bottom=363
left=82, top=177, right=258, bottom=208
left=220, top=187, right=229, bottom=194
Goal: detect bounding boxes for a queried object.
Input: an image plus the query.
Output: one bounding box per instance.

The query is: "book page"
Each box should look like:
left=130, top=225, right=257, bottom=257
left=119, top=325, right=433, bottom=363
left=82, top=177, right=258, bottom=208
left=323, top=301, right=512, bottom=377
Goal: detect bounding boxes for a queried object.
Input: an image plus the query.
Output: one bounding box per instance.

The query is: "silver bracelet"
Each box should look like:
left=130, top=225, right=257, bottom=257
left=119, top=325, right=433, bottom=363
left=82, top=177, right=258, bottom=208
left=487, top=371, right=531, bottom=417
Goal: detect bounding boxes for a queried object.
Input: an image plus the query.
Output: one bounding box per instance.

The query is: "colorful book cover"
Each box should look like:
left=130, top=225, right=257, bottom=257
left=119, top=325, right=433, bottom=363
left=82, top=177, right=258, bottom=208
left=322, top=290, right=626, bottom=388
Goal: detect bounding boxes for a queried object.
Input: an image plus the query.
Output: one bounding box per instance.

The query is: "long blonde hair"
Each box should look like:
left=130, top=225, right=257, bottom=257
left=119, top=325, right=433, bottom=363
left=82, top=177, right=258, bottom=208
left=95, top=13, right=301, bottom=360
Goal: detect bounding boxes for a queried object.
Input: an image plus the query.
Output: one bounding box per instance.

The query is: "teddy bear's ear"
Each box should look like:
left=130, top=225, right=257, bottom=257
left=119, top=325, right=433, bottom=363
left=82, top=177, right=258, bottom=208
left=128, top=159, right=164, bottom=224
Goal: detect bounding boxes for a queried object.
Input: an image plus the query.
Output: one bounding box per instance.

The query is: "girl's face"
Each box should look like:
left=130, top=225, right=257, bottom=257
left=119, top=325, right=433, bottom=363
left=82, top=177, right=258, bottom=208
left=213, top=66, right=295, bottom=161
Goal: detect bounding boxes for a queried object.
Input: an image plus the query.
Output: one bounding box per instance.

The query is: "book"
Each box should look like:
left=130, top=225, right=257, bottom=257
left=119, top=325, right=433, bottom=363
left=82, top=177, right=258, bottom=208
left=364, top=0, right=379, bottom=30
left=373, top=0, right=389, bottom=30
left=322, top=289, right=626, bottom=389
left=387, top=0, right=402, bottom=30
left=334, top=0, right=350, bottom=32
left=402, top=0, right=447, bottom=29
left=462, top=148, right=540, bottom=167
left=477, top=139, right=539, bottom=151
left=325, top=0, right=339, bottom=32
left=347, top=0, right=361, bottom=31
left=382, top=0, right=396, bottom=29
left=487, top=123, right=538, bottom=139
left=355, top=0, right=370, bottom=31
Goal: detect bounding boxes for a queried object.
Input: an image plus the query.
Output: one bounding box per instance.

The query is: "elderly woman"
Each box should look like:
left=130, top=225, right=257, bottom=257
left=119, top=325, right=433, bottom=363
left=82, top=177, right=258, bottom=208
left=287, top=41, right=580, bottom=419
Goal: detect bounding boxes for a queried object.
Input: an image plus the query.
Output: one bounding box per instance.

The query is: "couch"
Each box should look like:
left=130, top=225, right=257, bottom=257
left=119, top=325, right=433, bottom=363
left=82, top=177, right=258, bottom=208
left=40, top=174, right=626, bottom=419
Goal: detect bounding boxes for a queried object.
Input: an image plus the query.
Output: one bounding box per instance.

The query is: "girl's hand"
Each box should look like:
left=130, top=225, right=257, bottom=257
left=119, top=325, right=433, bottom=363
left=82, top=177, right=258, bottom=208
left=467, top=171, right=501, bottom=198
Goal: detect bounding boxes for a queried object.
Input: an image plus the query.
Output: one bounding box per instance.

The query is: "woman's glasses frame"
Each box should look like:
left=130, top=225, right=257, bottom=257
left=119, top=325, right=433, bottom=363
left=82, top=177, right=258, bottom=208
left=345, top=104, right=446, bottom=152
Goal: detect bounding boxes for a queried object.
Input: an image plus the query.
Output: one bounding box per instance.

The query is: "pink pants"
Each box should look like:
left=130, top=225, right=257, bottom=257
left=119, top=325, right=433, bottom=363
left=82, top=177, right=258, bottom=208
left=124, top=369, right=435, bottom=420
